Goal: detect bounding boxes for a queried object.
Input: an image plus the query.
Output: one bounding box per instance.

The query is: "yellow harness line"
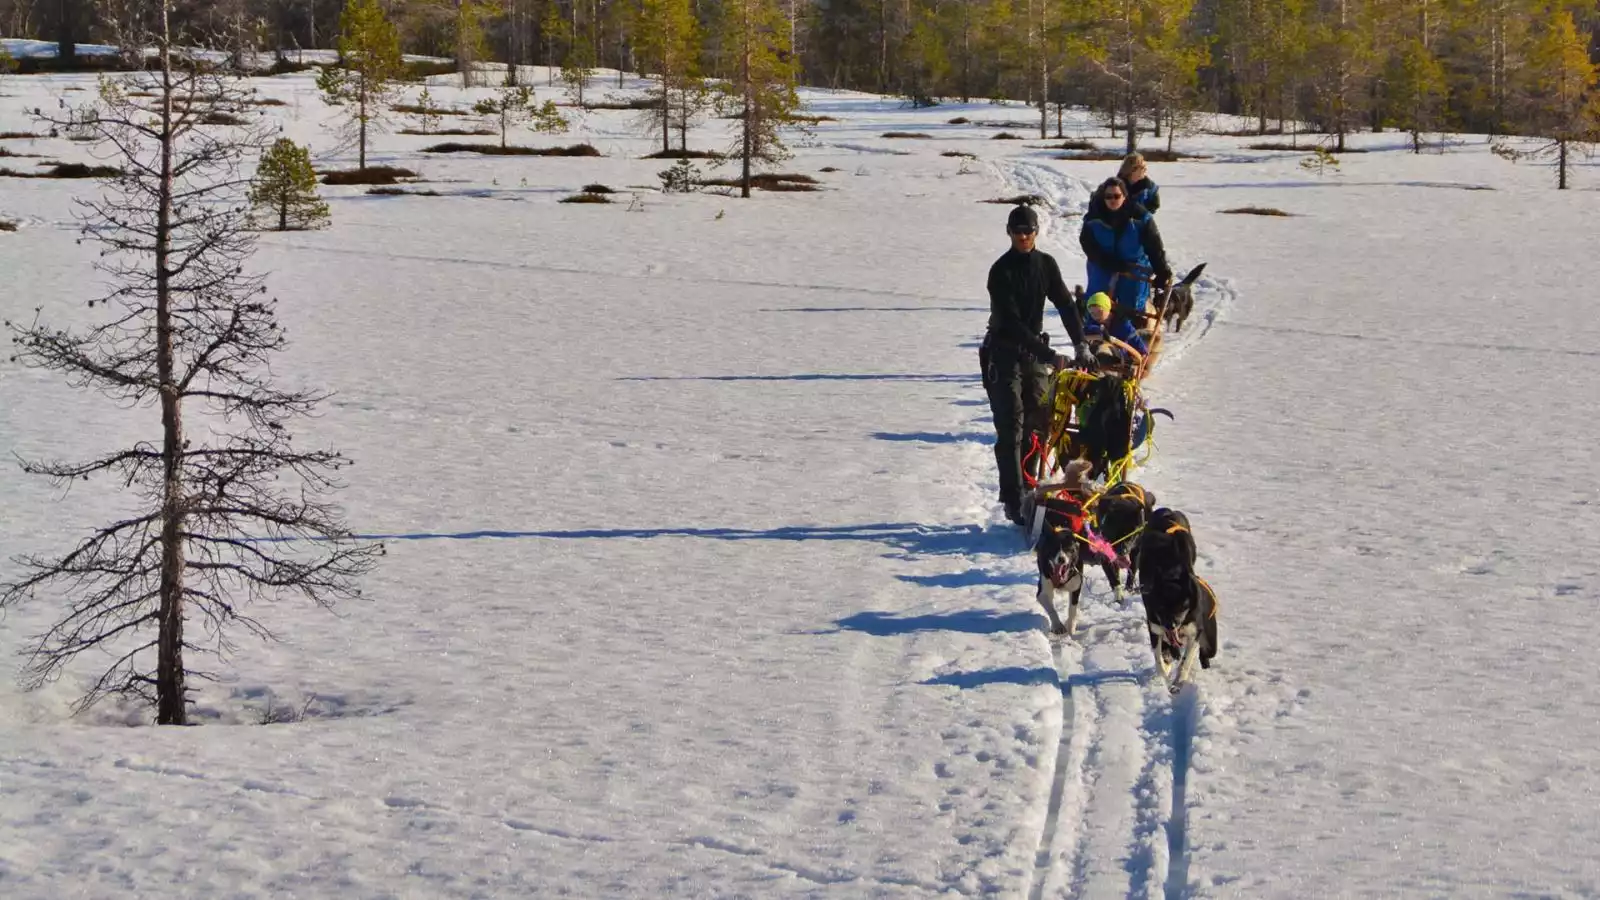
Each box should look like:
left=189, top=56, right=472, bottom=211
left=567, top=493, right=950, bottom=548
left=1165, top=523, right=1189, bottom=535
left=1196, top=576, right=1219, bottom=618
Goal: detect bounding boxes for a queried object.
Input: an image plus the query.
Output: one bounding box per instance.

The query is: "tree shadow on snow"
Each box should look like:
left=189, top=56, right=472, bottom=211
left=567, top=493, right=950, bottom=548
left=759, top=305, right=986, bottom=313
left=871, top=431, right=993, bottom=445
left=618, top=373, right=980, bottom=383
left=896, top=568, right=1033, bottom=589
left=352, top=521, right=1017, bottom=559
left=819, top=608, right=1040, bottom=637
left=921, top=666, right=1057, bottom=689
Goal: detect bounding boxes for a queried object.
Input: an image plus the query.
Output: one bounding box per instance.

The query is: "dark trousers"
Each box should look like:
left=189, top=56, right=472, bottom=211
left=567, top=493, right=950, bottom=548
left=980, top=338, right=1052, bottom=507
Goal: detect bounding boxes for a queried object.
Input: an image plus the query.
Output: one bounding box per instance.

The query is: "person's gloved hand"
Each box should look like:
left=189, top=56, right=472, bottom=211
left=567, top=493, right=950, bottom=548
left=1154, top=268, right=1173, bottom=291
left=1074, top=343, right=1093, bottom=367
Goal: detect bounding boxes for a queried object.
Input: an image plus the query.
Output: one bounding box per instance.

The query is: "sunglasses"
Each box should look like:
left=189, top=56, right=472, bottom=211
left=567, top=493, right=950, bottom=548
left=1009, top=227, right=1037, bottom=236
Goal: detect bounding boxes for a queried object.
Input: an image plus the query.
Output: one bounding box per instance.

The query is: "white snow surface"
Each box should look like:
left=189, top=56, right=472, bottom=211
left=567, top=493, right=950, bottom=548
left=2, top=65, right=1599, bottom=899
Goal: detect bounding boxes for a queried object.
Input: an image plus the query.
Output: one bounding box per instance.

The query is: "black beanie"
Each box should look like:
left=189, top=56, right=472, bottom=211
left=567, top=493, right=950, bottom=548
left=1007, top=205, right=1039, bottom=231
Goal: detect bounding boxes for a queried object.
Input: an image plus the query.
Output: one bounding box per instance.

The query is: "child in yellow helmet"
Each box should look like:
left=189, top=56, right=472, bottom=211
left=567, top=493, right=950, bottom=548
left=1082, top=292, right=1147, bottom=368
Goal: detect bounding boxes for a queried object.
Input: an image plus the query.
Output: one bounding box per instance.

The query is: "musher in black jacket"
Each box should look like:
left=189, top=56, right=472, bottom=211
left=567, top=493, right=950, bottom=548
left=982, top=205, right=1090, bottom=526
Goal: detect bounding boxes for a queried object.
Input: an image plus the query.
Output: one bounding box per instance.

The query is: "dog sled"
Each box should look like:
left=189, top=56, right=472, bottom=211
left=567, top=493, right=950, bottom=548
left=1018, top=362, right=1170, bottom=547
left=1099, top=263, right=1208, bottom=376
left=1010, top=263, right=1219, bottom=691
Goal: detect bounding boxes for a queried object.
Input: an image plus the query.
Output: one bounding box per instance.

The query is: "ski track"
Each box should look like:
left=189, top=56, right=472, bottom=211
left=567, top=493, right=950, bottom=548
left=992, top=157, right=1226, bottom=899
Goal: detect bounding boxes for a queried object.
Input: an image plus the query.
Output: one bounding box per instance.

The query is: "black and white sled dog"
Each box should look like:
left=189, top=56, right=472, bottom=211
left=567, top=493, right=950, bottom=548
left=1033, top=493, right=1088, bottom=637
left=1135, top=508, right=1219, bottom=689
left=1032, top=463, right=1119, bottom=638
left=1092, top=481, right=1157, bottom=607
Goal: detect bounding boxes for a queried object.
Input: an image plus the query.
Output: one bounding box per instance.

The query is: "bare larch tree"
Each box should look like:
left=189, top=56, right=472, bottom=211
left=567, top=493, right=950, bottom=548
left=2, top=2, right=380, bottom=725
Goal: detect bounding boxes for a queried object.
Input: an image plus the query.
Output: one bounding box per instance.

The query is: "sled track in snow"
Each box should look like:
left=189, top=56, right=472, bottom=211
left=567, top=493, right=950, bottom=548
left=995, top=157, right=1221, bottom=900
left=1027, top=640, right=1082, bottom=900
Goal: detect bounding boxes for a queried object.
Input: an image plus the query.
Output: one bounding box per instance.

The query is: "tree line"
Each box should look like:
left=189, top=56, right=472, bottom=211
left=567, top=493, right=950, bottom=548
left=4, top=0, right=1596, bottom=151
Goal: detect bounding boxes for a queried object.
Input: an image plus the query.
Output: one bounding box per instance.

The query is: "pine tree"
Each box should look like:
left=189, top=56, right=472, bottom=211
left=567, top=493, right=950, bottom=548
left=472, top=84, right=569, bottom=146
left=3, top=2, right=379, bottom=725
left=541, top=0, right=572, bottom=86
left=317, top=0, right=404, bottom=170
left=635, top=0, right=702, bottom=154
left=453, top=0, right=501, bottom=87
left=1215, top=0, right=1311, bottom=134
left=250, top=138, right=331, bottom=231
left=903, top=4, right=952, bottom=109
left=563, top=35, right=597, bottom=106
left=1496, top=6, right=1600, bottom=188
left=1388, top=36, right=1449, bottom=151
left=1071, top=0, right=1207, bottom=152
left=1306, top=0, right=1377, bottom=150
left=719, top=0, right=800, bottom=197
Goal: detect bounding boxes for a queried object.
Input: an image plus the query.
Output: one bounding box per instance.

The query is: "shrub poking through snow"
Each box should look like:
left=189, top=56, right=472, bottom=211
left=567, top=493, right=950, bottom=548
left=1220, top=206, right=1293, bottom=216
left=366, top=186, right=441, bottom=196
left=320, top=165, right=417, bottom=185
left=0, top=163, right=123, bottom=178
left=0, top=219, right=17, bottom=232
left=882, top=131, right=933, bottom=139
left=983, top=193, right=1046, bottom=206
left=250, top=138, right=330, bottom=231
left=581, top=183, right=615, bottom=194
left=560, top=192, right=613, bottom=203
left=697, top=172, right=819, bottom=192
left=421, top=142, right=598, bottom=156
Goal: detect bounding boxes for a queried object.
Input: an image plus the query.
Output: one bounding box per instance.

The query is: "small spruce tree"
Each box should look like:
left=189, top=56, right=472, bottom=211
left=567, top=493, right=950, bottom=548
left=250, top=138, right=330, bottom=231
left=415, top=86, right=442, bottom=135
left=0, top=44, right=16, bottom=94
left=1299, top=144, right=1340, bottom=178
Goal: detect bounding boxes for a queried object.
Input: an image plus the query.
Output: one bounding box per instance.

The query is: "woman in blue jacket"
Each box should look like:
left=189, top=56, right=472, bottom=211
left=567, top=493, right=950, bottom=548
left=1118, top=153, right=1159, bottom=214
left=1079, top=177, right=1171, bottom=319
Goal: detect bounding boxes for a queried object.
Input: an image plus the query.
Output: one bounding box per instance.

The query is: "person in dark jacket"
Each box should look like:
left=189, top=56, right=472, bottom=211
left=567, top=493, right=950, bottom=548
left=983, top=205, right=1089, bottom=525
left=1118, top=152, right=1159, bottom=214
left=1079, top=178, right=1171, bottom=323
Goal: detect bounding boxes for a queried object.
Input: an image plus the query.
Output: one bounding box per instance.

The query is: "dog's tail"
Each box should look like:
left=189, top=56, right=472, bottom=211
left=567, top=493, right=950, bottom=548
left=1179, top=263, right=1207, bottom=286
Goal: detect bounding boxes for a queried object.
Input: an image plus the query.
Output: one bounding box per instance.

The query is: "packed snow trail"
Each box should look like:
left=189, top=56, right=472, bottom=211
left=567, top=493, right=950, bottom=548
left=988, top=157, right=1231, bottom=899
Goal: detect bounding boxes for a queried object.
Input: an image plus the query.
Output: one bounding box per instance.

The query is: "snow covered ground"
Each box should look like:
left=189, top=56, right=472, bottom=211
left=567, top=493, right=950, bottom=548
left=2, top=55, right=1599, bottom=899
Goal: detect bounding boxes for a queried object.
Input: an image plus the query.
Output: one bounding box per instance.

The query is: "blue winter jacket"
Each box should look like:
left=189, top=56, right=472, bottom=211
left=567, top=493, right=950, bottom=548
left=1079, top=197, right=1170, bottom=313
left=1127, top=177, right=1160, bottom=214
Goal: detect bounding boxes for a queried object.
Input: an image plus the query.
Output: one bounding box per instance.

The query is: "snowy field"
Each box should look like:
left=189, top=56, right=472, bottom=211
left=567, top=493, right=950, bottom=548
left=3, top=53, right=1600, bottom=899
